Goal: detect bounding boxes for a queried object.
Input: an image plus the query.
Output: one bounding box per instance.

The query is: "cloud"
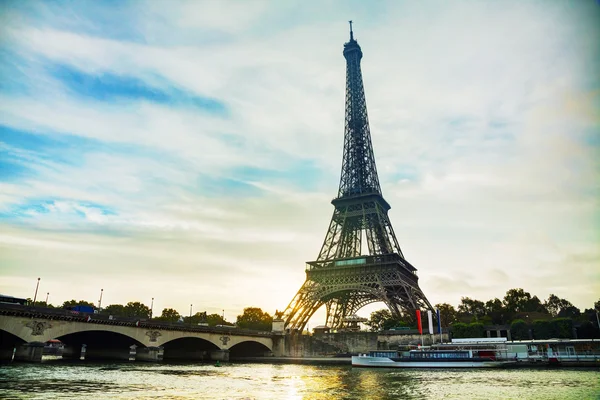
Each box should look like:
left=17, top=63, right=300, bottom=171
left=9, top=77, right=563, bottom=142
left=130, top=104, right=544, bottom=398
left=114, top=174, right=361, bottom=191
left=0, top=0, right=598, bottom=321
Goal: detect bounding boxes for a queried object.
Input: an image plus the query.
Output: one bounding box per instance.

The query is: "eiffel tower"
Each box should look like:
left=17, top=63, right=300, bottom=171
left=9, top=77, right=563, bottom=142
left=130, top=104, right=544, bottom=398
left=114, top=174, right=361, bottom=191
left=282, top=22, right=434, bottom=331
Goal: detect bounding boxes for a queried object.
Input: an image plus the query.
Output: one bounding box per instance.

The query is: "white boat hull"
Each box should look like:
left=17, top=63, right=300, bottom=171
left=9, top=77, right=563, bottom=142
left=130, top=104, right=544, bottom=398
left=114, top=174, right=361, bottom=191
left=351, top=356, right=513, bottom=368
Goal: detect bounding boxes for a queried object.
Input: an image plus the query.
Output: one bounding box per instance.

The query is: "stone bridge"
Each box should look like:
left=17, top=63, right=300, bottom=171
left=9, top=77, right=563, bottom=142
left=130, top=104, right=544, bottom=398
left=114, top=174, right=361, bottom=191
left=0, top=305, right=284, bottom=362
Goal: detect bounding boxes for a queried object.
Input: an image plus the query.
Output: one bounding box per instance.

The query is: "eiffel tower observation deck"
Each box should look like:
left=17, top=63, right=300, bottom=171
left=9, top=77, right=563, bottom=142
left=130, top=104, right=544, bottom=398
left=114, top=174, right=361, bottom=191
left=282, top=22, right=434, bottom=332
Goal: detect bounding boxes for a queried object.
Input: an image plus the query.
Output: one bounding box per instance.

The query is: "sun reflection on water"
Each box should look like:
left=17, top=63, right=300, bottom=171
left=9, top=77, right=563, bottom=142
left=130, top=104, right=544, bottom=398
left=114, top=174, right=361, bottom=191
left=0, top=361, right=598, bottom=399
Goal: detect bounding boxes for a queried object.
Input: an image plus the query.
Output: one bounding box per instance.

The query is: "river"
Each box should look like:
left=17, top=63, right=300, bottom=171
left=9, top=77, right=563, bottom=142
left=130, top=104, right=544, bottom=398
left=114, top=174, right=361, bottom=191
left=0, top=361, right=598, bottom=399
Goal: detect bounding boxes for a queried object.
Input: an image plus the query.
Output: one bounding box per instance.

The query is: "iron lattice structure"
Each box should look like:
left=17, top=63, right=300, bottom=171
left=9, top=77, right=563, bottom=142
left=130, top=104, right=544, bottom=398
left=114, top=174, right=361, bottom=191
left=282, top=23, right=434, bottom=331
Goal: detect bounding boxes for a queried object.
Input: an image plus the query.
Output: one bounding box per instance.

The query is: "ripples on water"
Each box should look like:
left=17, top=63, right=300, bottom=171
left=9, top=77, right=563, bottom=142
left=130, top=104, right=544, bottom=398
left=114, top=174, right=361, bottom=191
left=0, top=361, right=598, bottom=400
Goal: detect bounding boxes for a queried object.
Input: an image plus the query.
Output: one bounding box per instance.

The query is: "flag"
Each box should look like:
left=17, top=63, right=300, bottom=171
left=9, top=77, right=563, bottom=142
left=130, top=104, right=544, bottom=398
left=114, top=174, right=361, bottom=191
left=427, top=310, right=434, bottom=335
left=416, top=310, right=422, bottom=335
left=135, top=320, right=140, bottom=327
left=436, top=309, right=442, bottom=334
left=86, top=316, right=91, bottom=322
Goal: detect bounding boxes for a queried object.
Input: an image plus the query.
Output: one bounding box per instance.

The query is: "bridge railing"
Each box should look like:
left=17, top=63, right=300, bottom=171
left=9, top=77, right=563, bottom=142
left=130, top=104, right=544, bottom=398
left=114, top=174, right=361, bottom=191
left=0, top=303, right=272, bottom=337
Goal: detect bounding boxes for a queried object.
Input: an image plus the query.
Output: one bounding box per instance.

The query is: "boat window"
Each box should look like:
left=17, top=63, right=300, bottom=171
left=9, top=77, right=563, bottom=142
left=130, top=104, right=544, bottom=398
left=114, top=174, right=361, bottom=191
left=410, top=351, right=470, bottom=359
left=370, top=351, right=396, bottom=358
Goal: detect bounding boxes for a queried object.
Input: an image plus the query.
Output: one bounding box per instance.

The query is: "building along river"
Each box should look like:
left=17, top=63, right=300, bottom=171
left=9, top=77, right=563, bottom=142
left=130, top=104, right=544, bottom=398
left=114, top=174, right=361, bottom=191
left=0, top=360, right=598, bottom=399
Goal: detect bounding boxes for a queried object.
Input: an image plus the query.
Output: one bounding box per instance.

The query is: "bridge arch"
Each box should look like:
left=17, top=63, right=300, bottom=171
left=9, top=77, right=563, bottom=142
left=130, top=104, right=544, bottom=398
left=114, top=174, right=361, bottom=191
left=54, top=329, right=145, bottom=347
left=161, top=337, right=221, bottom=361
left=49, top=324, right=147, bottom=346
left=229, top=340, right=273, bottom=358
left=0, top=329, right=27, bottom=348
left=55, top=329, right=146, bottom=360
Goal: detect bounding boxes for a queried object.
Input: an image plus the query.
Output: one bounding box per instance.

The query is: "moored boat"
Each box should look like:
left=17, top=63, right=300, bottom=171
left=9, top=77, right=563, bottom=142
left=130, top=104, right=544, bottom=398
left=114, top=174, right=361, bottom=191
left=352, top=349, right=516, bottom=368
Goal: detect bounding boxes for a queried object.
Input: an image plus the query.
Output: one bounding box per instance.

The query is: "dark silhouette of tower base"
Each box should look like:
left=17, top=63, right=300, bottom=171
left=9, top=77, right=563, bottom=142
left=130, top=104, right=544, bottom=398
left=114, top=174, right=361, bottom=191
left=282, top=22, right=433, bottom=331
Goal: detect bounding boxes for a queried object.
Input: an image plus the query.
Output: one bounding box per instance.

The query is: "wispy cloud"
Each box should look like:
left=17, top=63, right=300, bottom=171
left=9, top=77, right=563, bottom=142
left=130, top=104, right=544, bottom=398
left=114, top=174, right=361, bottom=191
left=0, top=0, right=598, bottom=320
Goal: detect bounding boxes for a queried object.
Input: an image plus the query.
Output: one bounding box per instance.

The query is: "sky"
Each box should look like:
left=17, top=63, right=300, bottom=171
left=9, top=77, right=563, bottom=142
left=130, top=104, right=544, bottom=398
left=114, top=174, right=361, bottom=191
left=0, top=0, right=599, bottom=324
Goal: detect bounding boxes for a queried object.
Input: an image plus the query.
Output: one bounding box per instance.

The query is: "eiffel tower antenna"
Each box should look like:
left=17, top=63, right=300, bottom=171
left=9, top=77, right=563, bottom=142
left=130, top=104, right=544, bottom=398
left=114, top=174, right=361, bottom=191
left=282, top=22, right=434, bottom=332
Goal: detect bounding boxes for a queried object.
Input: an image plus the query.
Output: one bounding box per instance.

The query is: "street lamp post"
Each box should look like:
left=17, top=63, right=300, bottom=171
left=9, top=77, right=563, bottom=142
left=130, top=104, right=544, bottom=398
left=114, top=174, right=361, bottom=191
left=45, top=292, right=49, bottom=305
left=190, top=304, right=193, bottom=326
left=150, top=297, right=154, bottom=319
left=222, top=309, right=225, bottom=324
left=98, top=289, right=104, bottom=310
left=33, top=278, right=40, bottom=305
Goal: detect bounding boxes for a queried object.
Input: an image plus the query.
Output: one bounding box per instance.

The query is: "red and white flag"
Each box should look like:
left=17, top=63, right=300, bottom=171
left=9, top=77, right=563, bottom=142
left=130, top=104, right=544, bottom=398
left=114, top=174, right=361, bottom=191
left=86, top=316, right=91, bottom=322
left=135, top=320, right=140, bottom=327
left=416, top=310, right=423, bottom=335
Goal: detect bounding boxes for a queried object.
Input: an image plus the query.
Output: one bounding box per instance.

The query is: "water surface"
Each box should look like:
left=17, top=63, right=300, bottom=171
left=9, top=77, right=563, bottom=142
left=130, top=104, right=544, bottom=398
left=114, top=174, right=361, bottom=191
left=0, top=361, right=598, bottom=399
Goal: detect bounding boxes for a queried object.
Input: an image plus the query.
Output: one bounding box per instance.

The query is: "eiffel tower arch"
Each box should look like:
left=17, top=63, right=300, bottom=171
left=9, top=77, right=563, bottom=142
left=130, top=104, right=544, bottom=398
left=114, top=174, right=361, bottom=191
left=282, top=22, right=434, bottom=331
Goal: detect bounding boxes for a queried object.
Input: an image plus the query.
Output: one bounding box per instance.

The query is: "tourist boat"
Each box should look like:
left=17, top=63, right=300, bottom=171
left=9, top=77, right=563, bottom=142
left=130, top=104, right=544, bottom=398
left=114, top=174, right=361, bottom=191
left=352, top=349, right=516, bottom=368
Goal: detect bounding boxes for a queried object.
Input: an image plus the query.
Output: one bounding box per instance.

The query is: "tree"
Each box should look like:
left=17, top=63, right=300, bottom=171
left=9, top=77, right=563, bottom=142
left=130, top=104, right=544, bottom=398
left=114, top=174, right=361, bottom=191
left=35, top=301, right=55, bottom=308
left=124, top=302, right=151, bottom=318
left=195, top=311, right=208, bottom=323
left=531, top=319, right=574, bottom=339
left=365, top=309, right=407, bottom=331
left=383, top=318, right=409, bottom=331
left=435, top=303, right=458, bottom=327
left=582, top=307, right=599, bottom=325
left=468, top=322, right=485, bottom=338
left=457, top=297, right=485, bottom=320
left=545, top=294, right=576, bottom=317
left=367, top=309, right=392, bottom=331
left=236, top=307, right=273, bottom=331
left=451, top=323, right=469, bottom=338
left=183, top=312, right=208, bottom=325
left=155, top=308, right=181, bottom=323
left=103, top=304, right=126, bottom=316
left=485, top=298, right=506, bottom=324
left=510, top=319, right=529, bottom=340
left=103, top=302, right=151, bottom=318
left=485, top=298, right=504, bottom=313
left=206, top=313, right=229, bottom=326
left=451, top=322, right=485, bottom=338
left=62, top=300, right=95, bottom=309
left=525, top=296, right=547, bottom=313
left=557, top=305, right=580, bottom=319
left=532, top=320, right=552, bottom=339
left=577, top=321, right=600, bottom=339
left=551, top=318, right=574, bottom=338
left=503, top=288, right=544, bottom=314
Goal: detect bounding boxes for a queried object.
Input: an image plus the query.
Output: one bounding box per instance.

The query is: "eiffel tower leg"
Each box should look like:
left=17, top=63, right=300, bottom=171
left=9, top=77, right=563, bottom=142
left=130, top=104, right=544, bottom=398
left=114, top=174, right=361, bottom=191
left=335, top=294, right=367, bottom=329
left=326, top=293, right=375, bottom=330
left=330, top=298, right=348, bottom=329
left=324, top=300, right=337, bottom=328
left=387, top=285, right=435, bottom=318
left=283, top=281, right=324, bottom=332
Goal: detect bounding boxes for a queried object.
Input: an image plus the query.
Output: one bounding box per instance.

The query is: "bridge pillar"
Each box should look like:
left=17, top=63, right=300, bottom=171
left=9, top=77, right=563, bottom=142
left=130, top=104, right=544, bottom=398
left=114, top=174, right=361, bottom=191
left=62, top=344, right=87, bottom=360
left=209, top=349, right=229, bottom=362
left=136, top=346, right=164, bottom=362
left=271, top=335, right=286, bottom=357
left=0, top=347, right=16, bottom=362
left=14, top=342, right=44, bottom=363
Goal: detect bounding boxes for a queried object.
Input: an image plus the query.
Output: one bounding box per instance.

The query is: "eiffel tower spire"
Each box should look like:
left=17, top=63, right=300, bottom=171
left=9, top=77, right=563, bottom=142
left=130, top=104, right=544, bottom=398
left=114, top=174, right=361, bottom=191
left=338, top=20, right=381, bottom=199
left=282, top=23, right=434, bottom=332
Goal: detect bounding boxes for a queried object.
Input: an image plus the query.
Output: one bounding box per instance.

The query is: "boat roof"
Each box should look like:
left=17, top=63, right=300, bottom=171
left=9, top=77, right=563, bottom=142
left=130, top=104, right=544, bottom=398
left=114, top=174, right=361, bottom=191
left=442, top=338, right=599, bottom=345
left=452, top=337, right=507, bottom=343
